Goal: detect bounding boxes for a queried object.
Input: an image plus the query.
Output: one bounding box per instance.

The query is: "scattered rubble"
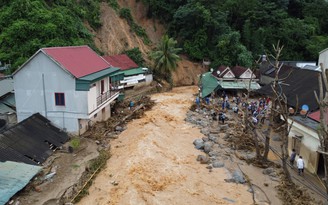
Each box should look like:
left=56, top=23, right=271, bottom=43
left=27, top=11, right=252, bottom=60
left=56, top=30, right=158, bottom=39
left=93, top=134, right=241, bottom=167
left=187, top=101, right=321, bottom=205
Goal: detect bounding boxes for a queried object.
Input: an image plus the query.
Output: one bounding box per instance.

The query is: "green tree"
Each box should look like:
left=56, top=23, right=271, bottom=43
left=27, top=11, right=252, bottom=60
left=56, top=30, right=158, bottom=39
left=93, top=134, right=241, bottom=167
left=123, top=47, right=145, bottom=66
left=213, top=31, right=253, bottom=67
left=150, top=35, right=181, bottom=87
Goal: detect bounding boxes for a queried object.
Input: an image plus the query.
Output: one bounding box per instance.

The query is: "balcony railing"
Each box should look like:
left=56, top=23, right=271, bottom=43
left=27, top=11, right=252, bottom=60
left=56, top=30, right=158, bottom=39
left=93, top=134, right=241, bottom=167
left=96, top=90, right=119, bottom=106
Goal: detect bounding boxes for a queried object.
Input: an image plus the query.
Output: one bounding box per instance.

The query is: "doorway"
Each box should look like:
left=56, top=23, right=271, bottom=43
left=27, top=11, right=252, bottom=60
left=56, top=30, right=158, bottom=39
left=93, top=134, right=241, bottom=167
left=317, top=153, right=325, bottom=179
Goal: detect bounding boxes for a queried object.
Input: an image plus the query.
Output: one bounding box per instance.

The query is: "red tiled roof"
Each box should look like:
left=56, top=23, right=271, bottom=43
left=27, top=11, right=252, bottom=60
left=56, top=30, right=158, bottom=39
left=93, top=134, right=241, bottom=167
left=308, top=110, right=319, bottom=122
left=308, top=110, right=328, bottom=124
left=231, top=66, right=247, bottom=78
left=42, top=46, right=111, bottom=78
left=102, top=54, right=138, bottom=71
left=212, top=66, right=228, bottom=78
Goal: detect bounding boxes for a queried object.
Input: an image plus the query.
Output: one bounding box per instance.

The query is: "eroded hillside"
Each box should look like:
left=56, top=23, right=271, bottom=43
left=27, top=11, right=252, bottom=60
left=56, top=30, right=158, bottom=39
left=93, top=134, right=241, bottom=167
left=92, top=1, right=206, bottom=86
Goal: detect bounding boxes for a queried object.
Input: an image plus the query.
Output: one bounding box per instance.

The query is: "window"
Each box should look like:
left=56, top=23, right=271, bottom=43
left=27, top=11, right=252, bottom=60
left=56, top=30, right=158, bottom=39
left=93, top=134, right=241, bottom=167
left=55, top=93, right=65, bottom=106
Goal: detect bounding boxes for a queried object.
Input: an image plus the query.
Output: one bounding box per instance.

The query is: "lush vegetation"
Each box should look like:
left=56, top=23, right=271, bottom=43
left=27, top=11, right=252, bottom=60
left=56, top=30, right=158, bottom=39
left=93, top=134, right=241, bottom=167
left=123, top=47, right=145, bottom=66
left=2, top=0, right=328, bottom=70
left=142, top=0, right=328, bottom=67
left=150, top=35, right=181, bottom=86
left=0, top=0, right=101, bottom=70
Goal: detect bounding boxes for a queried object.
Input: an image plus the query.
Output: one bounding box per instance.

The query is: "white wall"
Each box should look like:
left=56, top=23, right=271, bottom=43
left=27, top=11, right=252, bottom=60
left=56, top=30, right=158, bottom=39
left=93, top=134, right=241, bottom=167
left=240, top=69, right=255, bottom=79
left=145, top=74, right=153, bottom=84
left=319, top=49, right=328, bottom=69
left=14, top=52, right=89, bottom=133
left=288, top=118, right=320, bottom=174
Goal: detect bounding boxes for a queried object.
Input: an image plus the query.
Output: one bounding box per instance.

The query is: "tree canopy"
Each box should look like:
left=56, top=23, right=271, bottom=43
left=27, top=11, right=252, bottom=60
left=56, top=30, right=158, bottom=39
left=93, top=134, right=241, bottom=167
left=142, top=0, right=328, bottom=67
left=150, top=35, right=181, bottom=85
left=2, top=0, right=328, bottom=70
left=0, top=0, right=100, bottom=70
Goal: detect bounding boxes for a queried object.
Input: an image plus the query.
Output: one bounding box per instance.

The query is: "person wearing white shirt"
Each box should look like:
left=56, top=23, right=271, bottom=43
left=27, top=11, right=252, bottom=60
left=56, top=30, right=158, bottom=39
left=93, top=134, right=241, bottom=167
left=297, top=156, right=305, bottom=176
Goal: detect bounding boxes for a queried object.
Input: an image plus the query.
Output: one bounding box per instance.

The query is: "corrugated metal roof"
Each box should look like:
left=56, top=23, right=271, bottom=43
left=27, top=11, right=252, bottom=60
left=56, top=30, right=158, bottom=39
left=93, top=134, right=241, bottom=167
left=200, top=72, right=221, bottom=98
left=0, top=113, right=69, bottom=165
left=103, top=54, right=138, bottom=70
left=42, top=46, right=111, bottom=78
left=78, top=67, right=120, bottom=82
left=0, top=93, right=15, bottom=107
left=256, top=68, right=321, bottom=111
left=0, top=79, right=13, bottom=98
left=119, top=68, right=146, bottom=76
left=75, top=68, right=120, bottom=91
left=0, top=161, right=41, bottom=205
left=0, top=103, right=14, bottom=114
left=230, top=66, right=247, bottom=78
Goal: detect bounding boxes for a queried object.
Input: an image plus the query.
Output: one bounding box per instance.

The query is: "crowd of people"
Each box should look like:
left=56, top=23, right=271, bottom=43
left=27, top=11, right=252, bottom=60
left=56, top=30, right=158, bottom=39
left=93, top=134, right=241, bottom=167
left=196, top=90, right=307, bottom=176
left=196, top=91, right=271, bottom=125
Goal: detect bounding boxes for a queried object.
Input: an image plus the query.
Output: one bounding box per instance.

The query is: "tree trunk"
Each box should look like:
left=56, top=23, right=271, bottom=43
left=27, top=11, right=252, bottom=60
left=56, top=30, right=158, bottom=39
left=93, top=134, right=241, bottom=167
left=324, top=154, right=328, bottom=197
left=281, top=125, right=292, bottom=182
left=262, top=134, right=271, bottom=162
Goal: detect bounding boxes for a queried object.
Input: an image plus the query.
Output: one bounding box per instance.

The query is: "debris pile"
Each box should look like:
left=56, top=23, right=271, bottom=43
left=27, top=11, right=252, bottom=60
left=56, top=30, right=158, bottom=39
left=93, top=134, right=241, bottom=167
left=82, top=95, right=155, bottom=141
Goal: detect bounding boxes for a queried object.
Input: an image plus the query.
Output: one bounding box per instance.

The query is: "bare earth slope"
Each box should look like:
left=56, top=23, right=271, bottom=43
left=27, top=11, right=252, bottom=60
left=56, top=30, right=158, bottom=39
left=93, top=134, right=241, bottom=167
left=77, top=86, right=253, bottom=205
left=94, top=2, right=151, bottom=56
left=93, top=2, right=206, bottom=86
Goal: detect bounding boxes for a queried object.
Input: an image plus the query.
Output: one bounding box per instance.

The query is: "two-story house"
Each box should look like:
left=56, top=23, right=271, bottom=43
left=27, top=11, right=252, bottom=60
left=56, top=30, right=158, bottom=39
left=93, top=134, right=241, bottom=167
left=211, top=65, right=260, bottom=93
left=13, top=46, right=123, bottom=135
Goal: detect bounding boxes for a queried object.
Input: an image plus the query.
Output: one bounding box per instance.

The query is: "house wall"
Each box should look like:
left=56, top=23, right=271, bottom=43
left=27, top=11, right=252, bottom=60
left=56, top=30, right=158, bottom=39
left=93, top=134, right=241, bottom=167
left=319, top=49, right=328, bottom=68
left=145, top=74, right=153, bottom=84
left=287, top=118, right=320, bottom=174
left=240, top=69, right=255, bottom=79
left=14, top=52, right=89, bottom=134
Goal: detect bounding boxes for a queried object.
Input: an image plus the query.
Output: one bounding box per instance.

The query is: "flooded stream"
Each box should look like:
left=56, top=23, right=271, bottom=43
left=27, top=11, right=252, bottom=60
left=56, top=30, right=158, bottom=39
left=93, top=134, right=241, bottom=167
left=78, top=86, right=252, bottom=205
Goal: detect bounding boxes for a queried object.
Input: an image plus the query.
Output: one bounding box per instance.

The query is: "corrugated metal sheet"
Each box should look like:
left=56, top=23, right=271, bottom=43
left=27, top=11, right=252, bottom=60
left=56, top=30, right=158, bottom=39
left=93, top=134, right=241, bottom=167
left=42, top=46, right=111, bottom=78
left=256, top=68, right=321, bottom=111
left=78, top=67, right=120, bottom=82
left=121, top=68, right=146, bottom=76
left=103, top=54, right=138, bottom=70
left=1, top=93, right=15, bottom=107
left=0, top=103, right=14, bottom=114
left=200, top=72, right=221, bottom=98
left=75, top=67, right=120, bottom=91
left=0, top=161, right=41, bottom=205
left=0, top=113, right=69, bottom=165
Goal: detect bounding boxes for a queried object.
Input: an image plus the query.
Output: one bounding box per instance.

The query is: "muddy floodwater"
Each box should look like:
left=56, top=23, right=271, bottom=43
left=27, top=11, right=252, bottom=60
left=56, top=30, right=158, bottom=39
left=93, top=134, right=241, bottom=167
left=78, top=86, right=253, bottom=205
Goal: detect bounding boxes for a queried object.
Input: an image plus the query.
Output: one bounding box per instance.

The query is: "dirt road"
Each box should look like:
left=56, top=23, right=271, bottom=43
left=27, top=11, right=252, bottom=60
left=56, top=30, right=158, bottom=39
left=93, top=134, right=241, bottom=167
left=78, top=86, right=253, bottom=205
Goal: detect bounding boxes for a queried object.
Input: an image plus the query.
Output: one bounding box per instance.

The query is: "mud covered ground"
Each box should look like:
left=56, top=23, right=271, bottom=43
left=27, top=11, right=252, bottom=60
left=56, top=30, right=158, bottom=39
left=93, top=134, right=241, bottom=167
left=78, top=86, right=253, bottom=205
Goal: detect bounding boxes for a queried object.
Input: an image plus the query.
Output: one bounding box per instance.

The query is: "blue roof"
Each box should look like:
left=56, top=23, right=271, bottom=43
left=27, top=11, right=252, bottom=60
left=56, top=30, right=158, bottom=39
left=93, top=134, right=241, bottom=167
left=0, top=161, right=41, bottom=205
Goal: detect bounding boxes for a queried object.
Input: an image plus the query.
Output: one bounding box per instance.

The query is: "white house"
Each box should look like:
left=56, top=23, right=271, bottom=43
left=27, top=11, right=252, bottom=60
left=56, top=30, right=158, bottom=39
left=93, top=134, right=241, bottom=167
left=319, top=48, right=328, bottom=69
left=211, top=65, right=260, bottom=92
left=287, top=113, right=327, bottom=178
left=13, top=46, right=123, bottom=135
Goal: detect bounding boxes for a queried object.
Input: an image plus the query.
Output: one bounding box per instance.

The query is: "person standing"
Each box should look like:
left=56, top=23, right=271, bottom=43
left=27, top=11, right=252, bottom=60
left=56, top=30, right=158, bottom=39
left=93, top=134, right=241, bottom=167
left=221, top=113, right=226, bottom=124
left=196, top=96, right=200, bottom=108
left=290, top=149, right=296, bottom=168
left=297, top=156, right=305, bottom=176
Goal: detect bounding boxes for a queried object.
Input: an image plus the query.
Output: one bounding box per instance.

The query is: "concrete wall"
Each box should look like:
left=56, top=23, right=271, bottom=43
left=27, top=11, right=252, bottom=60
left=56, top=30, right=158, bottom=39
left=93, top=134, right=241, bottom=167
left=288, top=118, right=320, bottom=174
left=319, top=49, right=328, bottom=69
left=14, top=52, right=89, bottom=134
left=240, top=69, right=255, bottom=79
left=145, top=74, right=153, bottom=85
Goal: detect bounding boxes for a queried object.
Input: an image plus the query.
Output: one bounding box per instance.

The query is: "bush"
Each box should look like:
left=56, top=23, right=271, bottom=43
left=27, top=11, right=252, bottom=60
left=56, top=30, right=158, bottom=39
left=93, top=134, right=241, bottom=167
left=70, top=137, right=80, bottom=149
